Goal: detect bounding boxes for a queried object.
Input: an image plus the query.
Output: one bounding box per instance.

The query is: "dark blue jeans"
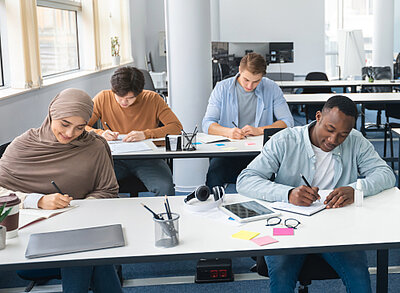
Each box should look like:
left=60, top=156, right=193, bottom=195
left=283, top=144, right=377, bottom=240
left=266, top=251, right=372, bottom=293
left=206, top=156, right=256, bottom=189
left=61, top=265, right=122, bottom=293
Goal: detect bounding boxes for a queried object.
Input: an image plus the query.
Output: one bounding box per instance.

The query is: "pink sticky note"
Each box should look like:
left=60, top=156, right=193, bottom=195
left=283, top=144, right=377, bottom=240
left=273, top=228, right=294, bottom=236
left=251, top=235, right=278, bottom=246
left=245, top=141, right=256, bottom=146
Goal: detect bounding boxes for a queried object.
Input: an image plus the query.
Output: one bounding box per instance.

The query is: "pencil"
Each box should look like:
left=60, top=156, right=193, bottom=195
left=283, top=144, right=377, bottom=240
left=51, top=180, right=64, bottom=195
left=165, top=195, right=172, bottom=219
left=232, top=121, right=247, bottom=138
left=104, top=122, right=113, bottom=132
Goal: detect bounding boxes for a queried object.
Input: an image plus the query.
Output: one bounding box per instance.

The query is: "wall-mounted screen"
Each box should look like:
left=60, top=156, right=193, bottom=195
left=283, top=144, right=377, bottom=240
left=268, top=42, right=294, bottom=63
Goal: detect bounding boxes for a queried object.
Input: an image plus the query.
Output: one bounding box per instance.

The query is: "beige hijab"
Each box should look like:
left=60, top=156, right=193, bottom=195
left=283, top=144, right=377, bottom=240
left=0, top=88, right=118, bottom=199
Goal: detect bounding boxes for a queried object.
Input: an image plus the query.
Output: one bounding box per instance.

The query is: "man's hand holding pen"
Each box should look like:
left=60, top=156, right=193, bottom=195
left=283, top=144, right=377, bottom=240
left=289, top=185, right=320, bottom=206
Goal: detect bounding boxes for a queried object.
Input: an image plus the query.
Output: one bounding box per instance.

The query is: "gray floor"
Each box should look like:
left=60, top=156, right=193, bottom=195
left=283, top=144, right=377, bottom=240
left=1, top=107, right=400, bottom=292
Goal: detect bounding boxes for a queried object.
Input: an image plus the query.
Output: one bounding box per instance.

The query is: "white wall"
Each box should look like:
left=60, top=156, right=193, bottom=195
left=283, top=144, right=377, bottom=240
left=215, top=0, right=325, bottom=76
left=0, top=68, right=121, bottom=144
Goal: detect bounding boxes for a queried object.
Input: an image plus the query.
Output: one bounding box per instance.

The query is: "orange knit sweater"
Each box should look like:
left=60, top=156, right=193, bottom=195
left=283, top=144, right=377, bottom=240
left=86, top=90, right=182, bottom=139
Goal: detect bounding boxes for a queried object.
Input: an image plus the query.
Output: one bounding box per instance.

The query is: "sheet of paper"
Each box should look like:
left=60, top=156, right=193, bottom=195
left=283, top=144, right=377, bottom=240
left=221, top=147, right=237, bottom=151
left=19, top=205, right=76, bottom=229
left=270, top=190, right=331, bottom=216
left=198, top=134, right=231, bottom=144
left=251, top=235, right=279, bottom=246
left=232, top=230, right=260, bottom=240
left=273, top=228, right=294, bottom=236
left=109, top=141, right=152, bottom=153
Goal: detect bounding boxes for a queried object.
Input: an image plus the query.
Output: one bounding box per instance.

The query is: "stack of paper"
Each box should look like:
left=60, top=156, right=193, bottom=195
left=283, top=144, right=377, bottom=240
left=108, top=141, right=152, bottom=154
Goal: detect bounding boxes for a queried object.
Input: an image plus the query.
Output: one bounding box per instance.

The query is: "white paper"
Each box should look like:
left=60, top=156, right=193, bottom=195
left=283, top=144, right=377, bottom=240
left=108, top=141, right=151, bottom=153
left=270, top=190, right=331, bottom=216
left=198, top=134, right=231, bottom=144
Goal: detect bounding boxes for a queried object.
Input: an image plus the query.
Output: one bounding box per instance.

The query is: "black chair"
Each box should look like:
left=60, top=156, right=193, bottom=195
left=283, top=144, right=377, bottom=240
left=263, top=128, right=285, bottom=145
left=0, top=142, right=11, bottom=157
left=383, top=104, right=400, bottom=171
left=302, top=72, right=333, bottom=123
left=361, top=66, right=393, bottom=132
left=252, top=254, right=339, bottom=293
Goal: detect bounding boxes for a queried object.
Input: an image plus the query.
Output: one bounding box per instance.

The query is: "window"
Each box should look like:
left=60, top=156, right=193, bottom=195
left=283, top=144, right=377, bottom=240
left=325, top=0, right=373, bottom=79
left=37, top=1, right=81, bottom=77
left=0, top=36, right=4, bottom=86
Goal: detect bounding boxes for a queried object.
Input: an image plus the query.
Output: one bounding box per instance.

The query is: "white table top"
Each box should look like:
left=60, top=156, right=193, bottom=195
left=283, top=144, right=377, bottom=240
left=284, top=92, right=400, bottom=104
left=2, top=187, right=400, bottom=270
left=112, top=133, right=264, bottom=159
left=391, top=128, right=400, bottom=136
left=276, top=79, right=400, bottom=88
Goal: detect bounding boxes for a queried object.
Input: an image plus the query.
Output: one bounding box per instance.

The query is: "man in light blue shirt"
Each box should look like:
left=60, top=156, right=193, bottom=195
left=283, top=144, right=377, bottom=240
left=202, top=53, right=294, bottom=189
left=237, top=96, right=395, bottom=293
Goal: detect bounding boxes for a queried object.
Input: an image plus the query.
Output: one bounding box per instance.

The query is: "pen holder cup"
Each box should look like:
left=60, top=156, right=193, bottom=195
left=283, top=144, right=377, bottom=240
left=154, top=212, right=180, bottom=248
left=165, top=135, right=182, bottom=152
left=181, top=132, right=197, bottom=151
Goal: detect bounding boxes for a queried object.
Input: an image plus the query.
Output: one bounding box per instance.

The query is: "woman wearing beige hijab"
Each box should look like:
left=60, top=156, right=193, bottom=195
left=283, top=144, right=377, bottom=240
left=0, top=88, right=122, bottom=292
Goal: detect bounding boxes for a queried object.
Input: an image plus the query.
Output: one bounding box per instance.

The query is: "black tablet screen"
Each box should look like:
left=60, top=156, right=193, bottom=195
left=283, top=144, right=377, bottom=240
left=223, top=201, right=275, bottom=219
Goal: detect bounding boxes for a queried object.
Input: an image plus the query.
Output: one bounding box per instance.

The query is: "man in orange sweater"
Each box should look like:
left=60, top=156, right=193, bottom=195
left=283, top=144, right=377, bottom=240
left=86, top=66, right=182, bottom=195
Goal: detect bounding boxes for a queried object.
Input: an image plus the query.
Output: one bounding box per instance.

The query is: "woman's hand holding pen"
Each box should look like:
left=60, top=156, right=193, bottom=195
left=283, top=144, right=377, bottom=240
left=325, top=186, right=354, bottom=209
left=289, top=185, right=320, bottom=206
left=102, top=130, right=119, bottom=141
left=38, top=193, right=73, bottom=210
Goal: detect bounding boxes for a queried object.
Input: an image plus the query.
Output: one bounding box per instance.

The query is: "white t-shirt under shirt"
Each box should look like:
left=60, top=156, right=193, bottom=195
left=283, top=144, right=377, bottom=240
left=311, top=144, right=335, bottom=190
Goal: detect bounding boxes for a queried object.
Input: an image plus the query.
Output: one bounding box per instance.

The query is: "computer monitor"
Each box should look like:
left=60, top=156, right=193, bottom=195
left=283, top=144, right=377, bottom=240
left=268, top=42, right=294, bottom=64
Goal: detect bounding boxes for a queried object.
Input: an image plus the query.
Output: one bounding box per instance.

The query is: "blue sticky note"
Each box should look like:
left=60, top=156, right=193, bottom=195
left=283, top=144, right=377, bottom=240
left=216, top=143, right=225, bottom=146
left=228, top=217, right=235, bottom=221
left=193, top=142, right=202, bottom=145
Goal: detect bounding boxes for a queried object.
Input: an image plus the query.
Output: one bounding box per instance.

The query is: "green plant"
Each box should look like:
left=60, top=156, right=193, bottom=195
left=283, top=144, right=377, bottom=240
left=0, top=203, right=11, bottom=223
left=111, top=36, right=120, bottom=57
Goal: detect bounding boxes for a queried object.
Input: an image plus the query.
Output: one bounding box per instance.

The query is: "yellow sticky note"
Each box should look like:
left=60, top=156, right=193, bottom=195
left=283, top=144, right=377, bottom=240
left=222, top=147, right=238, bottom=151
left=232, top=230, right=260, bottom=240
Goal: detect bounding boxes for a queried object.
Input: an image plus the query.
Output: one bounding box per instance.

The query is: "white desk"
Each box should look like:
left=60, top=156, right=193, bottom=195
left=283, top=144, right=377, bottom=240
left=284, top=92, right=400, bottom=104
left=111, top=133, right=264, bottom=160
left=284, top=92, right=400, bottom=135
left=1, top=188, right=400, bottom=292
left=277, top=80, right=400, bottom=93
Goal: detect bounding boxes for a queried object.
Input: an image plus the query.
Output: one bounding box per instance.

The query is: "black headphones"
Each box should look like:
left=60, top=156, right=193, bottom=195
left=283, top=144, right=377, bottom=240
left=184, top=185, right=225, bottom=211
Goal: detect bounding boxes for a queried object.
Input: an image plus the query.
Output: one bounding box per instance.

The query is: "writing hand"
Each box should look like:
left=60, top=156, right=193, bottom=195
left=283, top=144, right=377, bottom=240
left=289, top=185, right=320, bottom=206
left=38, top=193, right=73, bottom=210
left=324, top=186, right=354, bottom=208
left=228, top=127, right=245, bottom=139
left=123, top=130, right=145, bottom=142
left=241, top=125, right=263, bottom=136
left=102, top=130, right=119, bottom=141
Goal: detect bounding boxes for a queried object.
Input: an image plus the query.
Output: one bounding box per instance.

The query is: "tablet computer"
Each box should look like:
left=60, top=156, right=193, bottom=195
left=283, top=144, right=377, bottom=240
left=220, top=201, right=280, bottom=223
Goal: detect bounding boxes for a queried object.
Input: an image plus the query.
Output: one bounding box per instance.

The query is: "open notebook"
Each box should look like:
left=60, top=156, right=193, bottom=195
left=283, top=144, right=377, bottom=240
left=19, top=205, right=76, bottom=229
left=270, top=190, right=332, bottom=216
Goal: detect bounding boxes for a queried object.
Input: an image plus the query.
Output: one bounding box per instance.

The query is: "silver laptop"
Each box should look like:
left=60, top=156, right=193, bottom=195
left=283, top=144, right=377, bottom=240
left=25, top=224, right=125, bottom=259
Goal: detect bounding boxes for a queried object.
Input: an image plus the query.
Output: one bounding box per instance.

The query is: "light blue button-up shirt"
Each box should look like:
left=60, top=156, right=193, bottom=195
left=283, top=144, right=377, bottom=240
left=202, top=74, right=294, bottom=133
left=237, top=123, right=396, bottom=202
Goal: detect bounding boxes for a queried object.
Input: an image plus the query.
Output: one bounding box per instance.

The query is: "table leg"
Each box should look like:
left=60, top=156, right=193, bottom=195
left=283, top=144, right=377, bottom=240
left=376, top=249, right=388, bottom=293
left=361, top=104, right=366, bottom=136
left=398, top=134, right=400, bottom=188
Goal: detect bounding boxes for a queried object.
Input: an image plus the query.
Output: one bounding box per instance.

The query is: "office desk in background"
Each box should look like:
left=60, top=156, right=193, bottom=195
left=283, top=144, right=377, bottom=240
left=276, top=79, right=400, bottom=93
left=284, top=92, right=400, bottom=135
left=111, top=133, right=264, bottom=160
left=1, top=188, right=400, bottom=292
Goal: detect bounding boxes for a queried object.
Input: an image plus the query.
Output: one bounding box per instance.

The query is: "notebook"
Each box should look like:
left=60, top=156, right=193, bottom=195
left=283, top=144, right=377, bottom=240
left=19, top=205, right=76, bottom=229
left=25, top=224, right=125, bottom=259
left=270, top=190, right=331, bottom=216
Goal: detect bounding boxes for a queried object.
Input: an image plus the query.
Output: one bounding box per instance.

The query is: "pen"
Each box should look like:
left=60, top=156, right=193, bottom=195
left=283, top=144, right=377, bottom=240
left=141, top=203, right=162, bottom=220
left=104, top=122, right=113, bottom=132
left=300, top=174, right=320, bottom=202
left=231, top=121, right=247, bottom=138
left=51, top=180, right=64, bottom=195
left=164, top=201, right=172, bottom=220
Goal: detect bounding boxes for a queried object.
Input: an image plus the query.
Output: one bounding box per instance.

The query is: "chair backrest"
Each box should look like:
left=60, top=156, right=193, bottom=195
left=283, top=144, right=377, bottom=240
left=0, top=142, right=11, bottom=158
left=305, top=72, right=329, bottom=81
left=139, top=69, right=156, bottom=91
left=303, top=72, right=331, bottom=94
left=266, top=72, right=295, bottom=82
left=263, top=128, right=284, bottom=145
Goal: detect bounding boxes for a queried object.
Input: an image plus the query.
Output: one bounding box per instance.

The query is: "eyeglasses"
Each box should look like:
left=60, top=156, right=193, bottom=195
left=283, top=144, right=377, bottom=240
left=265, top=217, right=301, bottom=229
